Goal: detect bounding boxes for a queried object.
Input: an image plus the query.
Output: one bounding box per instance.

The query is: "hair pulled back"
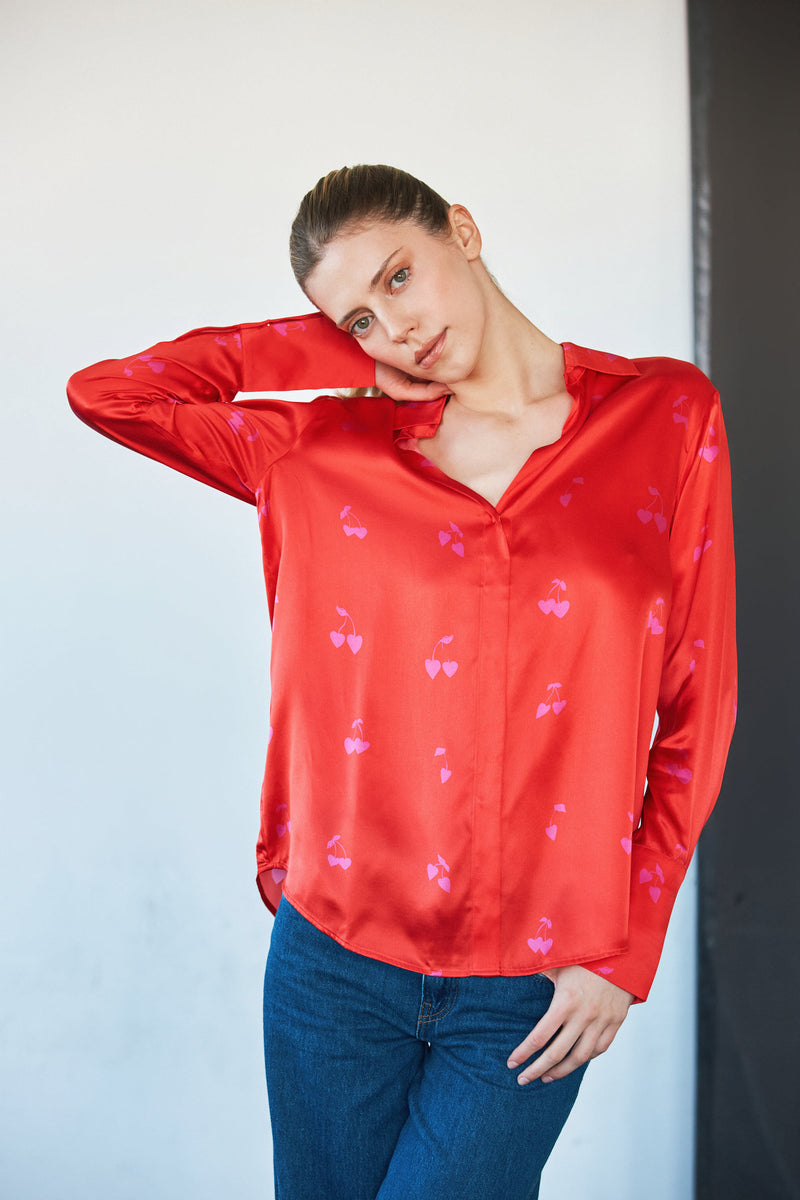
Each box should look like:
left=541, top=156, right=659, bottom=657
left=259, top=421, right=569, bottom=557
left=290, top=164, right=451, bottom=293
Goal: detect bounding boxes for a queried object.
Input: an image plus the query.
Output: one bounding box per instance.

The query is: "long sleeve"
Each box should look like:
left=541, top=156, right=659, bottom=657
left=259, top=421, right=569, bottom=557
left=581, top=387, right=738, bottom=1000
left=67, top=311, right=376, bottom=502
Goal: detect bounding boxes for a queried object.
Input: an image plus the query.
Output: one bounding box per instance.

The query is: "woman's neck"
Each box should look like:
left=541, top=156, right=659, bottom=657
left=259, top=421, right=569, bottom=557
left=445, top=282, right=566, bottom=416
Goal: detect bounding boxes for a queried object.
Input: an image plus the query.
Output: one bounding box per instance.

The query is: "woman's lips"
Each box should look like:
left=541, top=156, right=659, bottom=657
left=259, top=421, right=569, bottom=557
left=416, top=330, right=447, bottom=370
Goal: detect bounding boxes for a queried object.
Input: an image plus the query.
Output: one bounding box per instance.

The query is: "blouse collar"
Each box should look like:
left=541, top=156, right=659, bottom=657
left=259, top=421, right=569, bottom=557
left=392, top=341, right=641, bottom=438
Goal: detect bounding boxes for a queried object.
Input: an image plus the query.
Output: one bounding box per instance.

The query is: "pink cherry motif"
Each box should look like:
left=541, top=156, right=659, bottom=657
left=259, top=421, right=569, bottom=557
left=544, top=801, right=566, bottom=841
left=538, top=578, right=570, bottom=619
left=693, top=525, right=713, bottom=562
left=435, top=747, right=451, bottom=783
left=272, top=320, right=306, bottom=337
left=639, top=863, right=664, bottom=902
left=648, top=597, right=665, bottom=636
left=426, top=635, right=457, bottom=679
left=638, top=487, right=666, bottom=533
left=214, top=333, right=242, bottom=349
left=255, top=488, right=270, bottom=524
left=527, top=917, right=553, bottom=956
left=689, top=637, right=706, bottom=674
left=665, top=761, right=693, bottom=784
left=275, top=803, right=290, bottom=839
left=326, top=834, right=351, bottom=870
left=340, top=505, right=368, bottom=539
left=536, top=682, right=566, bottom=718
left=427, top=854, right=451, bottom=893
left=673, top=395, right=689, bottom=428
left=226, top=408, right=259, bottom=441
left=438, top=521, right=465, bottom=556
left=699, top=424, right=719, bottom=462
left=123, top=354, right=166, bottom=378
left=330, top=607, right=362, bottom=654
left=559, top=475, right=584, bottom=507
left=344, top=718, right=370, bottom=755
left=267, top=725, right=273, bottom=745
left=620, top=837, right=632, bottom=854
left=595, top=966, right=614, bottom=976
left=271, top=868, right=287, bottom=884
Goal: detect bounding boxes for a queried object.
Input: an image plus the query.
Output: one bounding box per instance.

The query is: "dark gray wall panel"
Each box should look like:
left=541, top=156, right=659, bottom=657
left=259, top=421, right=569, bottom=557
left=690, top=1, right=800, bottom=1196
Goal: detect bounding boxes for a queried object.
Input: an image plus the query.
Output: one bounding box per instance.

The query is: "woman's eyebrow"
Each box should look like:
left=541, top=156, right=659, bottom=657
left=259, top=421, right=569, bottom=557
left=337, top=248, right=404, bottom=328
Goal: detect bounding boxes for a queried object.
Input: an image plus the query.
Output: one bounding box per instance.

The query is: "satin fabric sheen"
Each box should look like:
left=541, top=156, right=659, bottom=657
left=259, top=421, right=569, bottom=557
left=67, top=312, right=737, bottom=1000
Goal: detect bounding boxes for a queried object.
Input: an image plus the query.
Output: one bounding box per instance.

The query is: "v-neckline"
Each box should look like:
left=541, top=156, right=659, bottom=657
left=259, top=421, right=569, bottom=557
left=393, top=359, right=588, bottom=513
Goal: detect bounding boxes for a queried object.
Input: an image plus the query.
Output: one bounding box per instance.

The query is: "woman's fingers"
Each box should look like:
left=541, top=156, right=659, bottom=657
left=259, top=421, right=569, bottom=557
left=374, top=360, right=447, bottom=401
left=513, top=1018, right=618, bottom=1086
left=506, top=1007, right=563, bottom=1071
left=507, top=965, right=634, bottom=1085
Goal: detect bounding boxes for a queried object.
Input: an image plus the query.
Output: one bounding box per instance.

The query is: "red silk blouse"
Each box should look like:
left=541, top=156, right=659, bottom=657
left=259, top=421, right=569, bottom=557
left=67, top=312, right=737, bottom=1001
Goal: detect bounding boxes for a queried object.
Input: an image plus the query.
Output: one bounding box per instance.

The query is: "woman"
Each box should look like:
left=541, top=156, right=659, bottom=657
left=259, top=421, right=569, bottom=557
left=67, top=164, right=737, bottom=1198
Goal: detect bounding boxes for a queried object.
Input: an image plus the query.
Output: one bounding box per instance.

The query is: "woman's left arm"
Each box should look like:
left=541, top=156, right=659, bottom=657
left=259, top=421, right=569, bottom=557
left=509, top=381, right=738, bottom=1084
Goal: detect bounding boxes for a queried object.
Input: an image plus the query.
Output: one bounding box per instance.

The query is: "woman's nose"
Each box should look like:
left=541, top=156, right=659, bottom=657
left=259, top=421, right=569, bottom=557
left=384, top=310, right=415, bottom=343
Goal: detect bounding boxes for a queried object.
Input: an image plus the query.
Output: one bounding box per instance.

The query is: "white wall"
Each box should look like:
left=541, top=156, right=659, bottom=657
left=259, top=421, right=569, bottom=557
left=1, top=1, right=696, bottom=1196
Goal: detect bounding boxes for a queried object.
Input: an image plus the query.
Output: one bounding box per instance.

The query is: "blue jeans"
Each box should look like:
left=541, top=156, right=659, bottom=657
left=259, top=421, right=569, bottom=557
left=262, top=896, right=587, bottom=1199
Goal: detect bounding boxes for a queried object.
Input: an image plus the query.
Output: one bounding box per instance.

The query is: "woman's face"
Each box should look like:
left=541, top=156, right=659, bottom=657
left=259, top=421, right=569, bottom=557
left=304, top=208, right=488, bottom=385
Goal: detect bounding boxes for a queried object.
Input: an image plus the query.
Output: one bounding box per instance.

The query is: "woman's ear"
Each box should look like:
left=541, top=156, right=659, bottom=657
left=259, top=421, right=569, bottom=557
left=447, top=204, right=483, bottom=260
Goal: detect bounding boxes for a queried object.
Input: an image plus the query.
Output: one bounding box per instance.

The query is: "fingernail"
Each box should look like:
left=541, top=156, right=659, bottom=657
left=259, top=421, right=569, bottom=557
left=542, top=1075, right=554, bottom=1084
left=507, top=1058, right=519, bottom=1068
left=517, top=1075, right=530, bottom=1086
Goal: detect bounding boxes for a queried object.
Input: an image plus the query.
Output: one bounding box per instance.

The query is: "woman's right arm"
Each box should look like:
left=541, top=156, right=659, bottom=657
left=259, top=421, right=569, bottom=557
left=66, top=311, right=376, bottom=503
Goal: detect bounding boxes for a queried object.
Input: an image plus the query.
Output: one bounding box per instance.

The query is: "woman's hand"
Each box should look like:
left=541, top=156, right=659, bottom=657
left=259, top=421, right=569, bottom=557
left=507, top=966, right=635, bottom=1085
left=375, top=360, right=449, bottom=402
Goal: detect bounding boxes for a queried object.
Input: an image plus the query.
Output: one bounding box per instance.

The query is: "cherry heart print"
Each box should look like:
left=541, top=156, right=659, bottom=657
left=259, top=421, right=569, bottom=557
left=527, top=917, right=554, bottom=956
left=435, top=748, right=452, bottom=784
left=638, top=487, right=666, bottom=533
left=344, top=718, right=370, bottom=755
left=326, top=834, right=352, bottom=870
left=427, top=854, right=451, bottom=894
left=538, top=578, right=570, bottom=618
left=426, top=635, right=457, bottom=679
left=699, top=424, right=719, bottom=462
left=438, top=521, right=465, bottom=556
left=340, top=505, right=368, bottom=538
left=536, top=682, right=566, bottom=718
left=330, top=607, right=363, bottom=654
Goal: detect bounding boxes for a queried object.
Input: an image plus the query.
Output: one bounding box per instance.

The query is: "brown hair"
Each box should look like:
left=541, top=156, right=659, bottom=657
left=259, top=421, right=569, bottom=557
left=289, top=164, right=451, bottom=293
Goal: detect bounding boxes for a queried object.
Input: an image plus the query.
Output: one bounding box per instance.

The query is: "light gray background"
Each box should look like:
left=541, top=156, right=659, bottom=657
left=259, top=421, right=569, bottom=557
left=2, top=2, right=697, bottom=1196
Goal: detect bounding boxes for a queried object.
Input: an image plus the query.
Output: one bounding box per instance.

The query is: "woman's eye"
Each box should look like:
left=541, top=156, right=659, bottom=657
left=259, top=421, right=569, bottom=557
left=350, top=315, right=372, bottom=337
left=390, top=268, right=409, bottom=287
